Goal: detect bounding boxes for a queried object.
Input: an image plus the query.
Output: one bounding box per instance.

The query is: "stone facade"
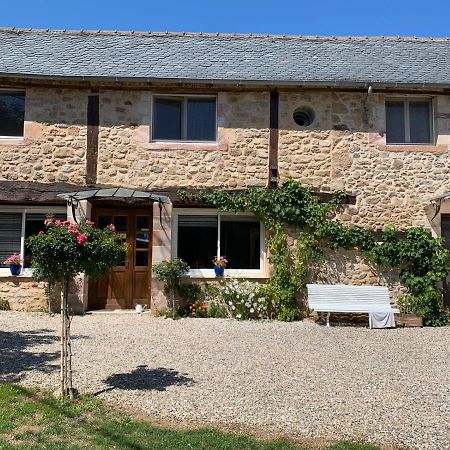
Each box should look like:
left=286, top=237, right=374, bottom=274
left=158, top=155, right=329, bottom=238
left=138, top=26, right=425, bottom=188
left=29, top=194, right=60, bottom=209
left=0, top=87, right=88, bottom=184
left=0, top=277, right=59, bottom=311
left=96, top=91, right=269, bottom=189
left=279, top=91, right=450, bottom=230
left=1, top=85, right=450, bottom=311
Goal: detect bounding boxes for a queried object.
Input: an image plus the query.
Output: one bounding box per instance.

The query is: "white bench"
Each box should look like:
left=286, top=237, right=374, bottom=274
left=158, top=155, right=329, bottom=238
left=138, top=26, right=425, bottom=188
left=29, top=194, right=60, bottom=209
left=306, top=284, right=399, bottom=327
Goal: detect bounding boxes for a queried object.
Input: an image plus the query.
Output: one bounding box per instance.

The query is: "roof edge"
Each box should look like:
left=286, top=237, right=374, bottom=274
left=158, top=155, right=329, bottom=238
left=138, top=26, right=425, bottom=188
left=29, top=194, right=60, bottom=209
left=1, top=27, right=450, bottom=42
left=1, top=72, right=449, bottom=90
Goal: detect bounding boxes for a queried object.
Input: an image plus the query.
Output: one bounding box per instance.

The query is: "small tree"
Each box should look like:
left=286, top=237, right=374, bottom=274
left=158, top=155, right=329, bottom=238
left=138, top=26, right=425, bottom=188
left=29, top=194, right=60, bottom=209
left=27, top=218, right=126, bottom=398
left=153, top=258, right=190, bottom=319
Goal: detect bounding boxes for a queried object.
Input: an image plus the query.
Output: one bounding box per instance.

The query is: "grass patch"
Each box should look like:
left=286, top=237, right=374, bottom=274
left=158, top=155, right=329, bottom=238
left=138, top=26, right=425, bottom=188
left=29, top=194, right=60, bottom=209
left=0, top=383, right=380, bottom=450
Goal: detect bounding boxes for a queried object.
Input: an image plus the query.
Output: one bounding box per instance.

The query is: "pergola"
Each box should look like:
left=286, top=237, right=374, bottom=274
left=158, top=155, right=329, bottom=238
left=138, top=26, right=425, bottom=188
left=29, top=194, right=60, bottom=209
left=57, top=187, right=171, bottom=223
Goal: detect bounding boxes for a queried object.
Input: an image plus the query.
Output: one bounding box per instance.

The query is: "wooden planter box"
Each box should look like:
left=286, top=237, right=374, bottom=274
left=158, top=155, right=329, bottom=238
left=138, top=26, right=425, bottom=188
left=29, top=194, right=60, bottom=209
left=396, top=313, right=423, bottom=327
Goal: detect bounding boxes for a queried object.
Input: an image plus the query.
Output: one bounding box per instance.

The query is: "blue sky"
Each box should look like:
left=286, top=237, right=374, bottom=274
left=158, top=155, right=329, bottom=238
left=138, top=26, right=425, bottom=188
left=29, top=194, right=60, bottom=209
left=2, top=0, right=450, bottom=37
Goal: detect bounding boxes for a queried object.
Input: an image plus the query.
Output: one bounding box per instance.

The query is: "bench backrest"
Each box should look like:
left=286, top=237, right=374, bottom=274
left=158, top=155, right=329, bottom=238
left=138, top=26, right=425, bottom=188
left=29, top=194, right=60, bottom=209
left=306, top=284, right=391, bottom=313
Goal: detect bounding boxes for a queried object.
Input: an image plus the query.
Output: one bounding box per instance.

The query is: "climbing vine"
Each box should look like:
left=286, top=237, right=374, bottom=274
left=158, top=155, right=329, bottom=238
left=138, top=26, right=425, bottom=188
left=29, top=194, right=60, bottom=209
left=182, top=179, right=449, bottom=326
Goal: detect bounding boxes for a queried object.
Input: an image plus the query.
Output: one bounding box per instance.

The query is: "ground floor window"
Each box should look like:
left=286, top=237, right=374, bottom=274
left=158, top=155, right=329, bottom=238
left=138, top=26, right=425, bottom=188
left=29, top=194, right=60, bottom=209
left=173, top=209, right=264, bottom=277
left=0, top=207, right=66, bottom=274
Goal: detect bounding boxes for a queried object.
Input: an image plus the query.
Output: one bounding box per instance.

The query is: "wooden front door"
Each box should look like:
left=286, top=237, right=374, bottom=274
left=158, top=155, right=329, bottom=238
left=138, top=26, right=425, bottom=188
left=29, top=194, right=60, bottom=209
left=89, top=208, right=153, bottom=310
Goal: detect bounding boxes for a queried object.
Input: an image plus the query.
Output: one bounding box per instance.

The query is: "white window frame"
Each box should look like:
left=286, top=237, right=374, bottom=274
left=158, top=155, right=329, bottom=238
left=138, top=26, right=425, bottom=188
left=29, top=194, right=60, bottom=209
left=0, top=205, right=66, bottom=276
left=0, top=89, right=26, bottom=139
left=151, top=94, right=218, bottom=143
left=385, top=97, right=435, bottom=145
left=172, top=208, right=265, bottom=278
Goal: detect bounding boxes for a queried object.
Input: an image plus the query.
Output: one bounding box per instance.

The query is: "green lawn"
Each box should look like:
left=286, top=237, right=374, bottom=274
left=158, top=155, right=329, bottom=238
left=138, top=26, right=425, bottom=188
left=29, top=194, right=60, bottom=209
left=0, top=383, right=380, bottom=450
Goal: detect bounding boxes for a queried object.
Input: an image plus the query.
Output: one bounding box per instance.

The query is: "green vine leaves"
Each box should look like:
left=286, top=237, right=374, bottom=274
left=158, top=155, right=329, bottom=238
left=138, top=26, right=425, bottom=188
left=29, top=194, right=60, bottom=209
left=180, top=180, right=449, bottom=326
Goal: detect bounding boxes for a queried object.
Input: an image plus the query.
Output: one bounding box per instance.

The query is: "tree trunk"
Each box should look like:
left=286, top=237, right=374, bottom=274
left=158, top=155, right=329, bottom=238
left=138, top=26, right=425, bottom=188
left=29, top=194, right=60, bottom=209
left=60, top=278, right=75, bottom=399
left=60, top=283, right=66, bottom=397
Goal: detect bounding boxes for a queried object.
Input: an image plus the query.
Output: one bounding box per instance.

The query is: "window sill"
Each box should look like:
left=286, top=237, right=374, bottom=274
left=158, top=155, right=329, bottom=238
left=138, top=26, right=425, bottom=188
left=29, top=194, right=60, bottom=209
left=0, top=272, right=34, bottom=279
left=378, top=144, right=448, bottom=153
left=0, top=137, right=25, bottom=146
left=142, top=141, right=228, bottom=152
left=185, top=270, right=269, bottom=280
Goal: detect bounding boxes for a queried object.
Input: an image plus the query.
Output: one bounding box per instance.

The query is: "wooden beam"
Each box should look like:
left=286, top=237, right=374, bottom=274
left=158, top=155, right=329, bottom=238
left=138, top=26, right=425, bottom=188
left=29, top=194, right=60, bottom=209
left=268, top=91, right=279, bottom=188
left=86, top=94, right=99, bottom=184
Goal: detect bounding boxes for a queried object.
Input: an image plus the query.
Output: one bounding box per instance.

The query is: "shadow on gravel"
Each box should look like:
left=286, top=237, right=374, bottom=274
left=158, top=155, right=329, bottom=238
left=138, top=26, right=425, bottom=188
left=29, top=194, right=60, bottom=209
left=0, top=329, right=60, bottom=383
left=96, top=365, right=195, bottom=395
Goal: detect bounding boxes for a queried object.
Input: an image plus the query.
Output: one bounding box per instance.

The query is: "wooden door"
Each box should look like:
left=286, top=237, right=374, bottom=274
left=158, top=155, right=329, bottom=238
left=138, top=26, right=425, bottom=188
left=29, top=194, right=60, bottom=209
left=89, top=208, right=152, bottom=310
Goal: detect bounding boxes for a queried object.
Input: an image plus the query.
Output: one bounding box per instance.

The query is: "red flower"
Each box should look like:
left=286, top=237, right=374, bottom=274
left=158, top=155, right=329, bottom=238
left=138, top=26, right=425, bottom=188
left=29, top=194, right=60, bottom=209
left=38, top=230, right=45, bottom=235
left=77, top=233, right=88, bottom=245
left=68, top=223, right=79, bottom=234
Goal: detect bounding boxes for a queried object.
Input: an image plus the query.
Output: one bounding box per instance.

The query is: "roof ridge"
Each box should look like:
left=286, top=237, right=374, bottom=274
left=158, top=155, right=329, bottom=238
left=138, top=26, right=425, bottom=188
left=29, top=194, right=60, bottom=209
left=1, top=27, right=450, bottom=41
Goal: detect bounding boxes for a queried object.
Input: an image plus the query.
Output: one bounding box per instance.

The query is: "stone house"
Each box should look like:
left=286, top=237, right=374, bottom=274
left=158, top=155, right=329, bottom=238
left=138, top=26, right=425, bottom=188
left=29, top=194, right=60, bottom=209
left=1, top=29, right=450, bottom=312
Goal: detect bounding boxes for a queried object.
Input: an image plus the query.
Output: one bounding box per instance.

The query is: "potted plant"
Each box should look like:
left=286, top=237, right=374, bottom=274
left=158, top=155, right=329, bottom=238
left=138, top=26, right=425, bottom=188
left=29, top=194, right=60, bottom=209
left=4, top=253, right=22, bottom=276
left=396, top=296, right=423, bottom=327
left=213, top=256, right=228, bottom=277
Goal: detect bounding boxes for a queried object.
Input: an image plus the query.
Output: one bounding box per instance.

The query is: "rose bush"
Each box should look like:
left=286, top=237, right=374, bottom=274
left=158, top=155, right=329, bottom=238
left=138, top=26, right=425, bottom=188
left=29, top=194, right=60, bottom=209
left=27, top=218, right=127, bottom=284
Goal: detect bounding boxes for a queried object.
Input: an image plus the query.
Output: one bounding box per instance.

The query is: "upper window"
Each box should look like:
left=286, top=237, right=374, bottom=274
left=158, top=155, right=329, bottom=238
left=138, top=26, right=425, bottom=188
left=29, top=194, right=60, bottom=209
left=385, top=99, right=433, bottom=144
left=174, top=210, right=263, bottom=276
left=152, top=96, right=217, bottom=142
left=0, top=92, right=25, bottom=138
left=0, top=209, right=66, bottom=273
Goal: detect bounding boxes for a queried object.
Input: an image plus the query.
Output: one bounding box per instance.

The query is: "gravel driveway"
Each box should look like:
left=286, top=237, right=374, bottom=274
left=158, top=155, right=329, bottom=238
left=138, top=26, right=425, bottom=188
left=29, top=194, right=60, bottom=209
left=1, top=311, right=449, bottom=450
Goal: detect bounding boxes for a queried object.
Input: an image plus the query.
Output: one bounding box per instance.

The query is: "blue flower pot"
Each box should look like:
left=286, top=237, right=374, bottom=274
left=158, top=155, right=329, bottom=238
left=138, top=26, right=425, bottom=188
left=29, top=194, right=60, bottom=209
left=214, top=265, right=224, bottom=277
left=10, top=264, right=21, bottom=276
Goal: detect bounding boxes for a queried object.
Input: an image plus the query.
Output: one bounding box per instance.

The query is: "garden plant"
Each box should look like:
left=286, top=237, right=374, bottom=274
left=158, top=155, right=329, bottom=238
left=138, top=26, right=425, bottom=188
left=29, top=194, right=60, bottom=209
left=27, top=218, right=126, bottom=398
left=178, top=180, right=449, bottom=326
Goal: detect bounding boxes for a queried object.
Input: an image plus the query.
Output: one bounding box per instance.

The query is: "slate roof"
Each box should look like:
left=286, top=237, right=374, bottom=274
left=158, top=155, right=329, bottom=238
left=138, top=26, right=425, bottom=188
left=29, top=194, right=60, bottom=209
left=1, top=28, right=450, bottom=87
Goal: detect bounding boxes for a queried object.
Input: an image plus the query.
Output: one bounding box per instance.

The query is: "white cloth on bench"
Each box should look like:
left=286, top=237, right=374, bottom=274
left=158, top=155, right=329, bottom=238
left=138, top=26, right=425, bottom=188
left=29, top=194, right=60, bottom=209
left=368, top=310, right=395, bottom=328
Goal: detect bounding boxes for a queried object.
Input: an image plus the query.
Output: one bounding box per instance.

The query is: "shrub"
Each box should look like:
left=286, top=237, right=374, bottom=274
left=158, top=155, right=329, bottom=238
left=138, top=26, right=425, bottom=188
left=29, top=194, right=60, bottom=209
left=207, top=302, right=229, bottom=318
left=153, top=259, right=190, bottom=291
left=222, top=279, right=270, bottom=320
left=27, top=219, right=126, bottom=284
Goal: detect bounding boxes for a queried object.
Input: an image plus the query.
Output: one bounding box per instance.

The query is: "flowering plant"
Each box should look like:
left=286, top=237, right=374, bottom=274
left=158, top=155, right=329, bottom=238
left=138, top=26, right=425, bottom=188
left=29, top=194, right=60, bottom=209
left=27, top=218, right=127, bottom=285
left=4, top=253, right=22, bottom=266
left=213, top=256, right=228, bottom=268
left=222, top=278, right=270, bottom=320
left=187, top=298, right=208, bottom=318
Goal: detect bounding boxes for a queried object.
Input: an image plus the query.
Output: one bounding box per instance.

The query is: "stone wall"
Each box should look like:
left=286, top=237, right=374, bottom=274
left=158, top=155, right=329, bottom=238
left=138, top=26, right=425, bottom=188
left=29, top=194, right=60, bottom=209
left=1, top=85, right=450, bottom=310
left=0, top=277, right=60, bottom=312
left=279, top=91, right=450, bottom=230
left=0, top=87, right=88, bottom=184
left=96, top=90, right=269, bottom=189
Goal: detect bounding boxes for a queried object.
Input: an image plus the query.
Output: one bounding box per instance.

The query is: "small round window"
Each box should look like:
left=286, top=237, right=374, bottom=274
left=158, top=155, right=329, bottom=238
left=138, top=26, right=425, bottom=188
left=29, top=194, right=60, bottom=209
left=293, top=107, right=315, bottom=127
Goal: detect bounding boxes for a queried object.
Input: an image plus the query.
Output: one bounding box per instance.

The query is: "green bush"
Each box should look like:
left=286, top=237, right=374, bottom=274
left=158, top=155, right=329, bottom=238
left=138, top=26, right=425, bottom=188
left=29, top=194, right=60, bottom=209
left=207, top=302, right=229, bottom=318
left=27, top=219, right=126, bottom=284
left=153, top=259, right=190, bottom=292
left=192, top=180, right=450, bottom=326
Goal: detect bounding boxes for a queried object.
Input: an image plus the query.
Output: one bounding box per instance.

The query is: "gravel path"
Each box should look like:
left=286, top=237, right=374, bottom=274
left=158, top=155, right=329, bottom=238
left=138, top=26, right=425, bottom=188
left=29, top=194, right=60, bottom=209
left=1, top=311, right=449, bottom=450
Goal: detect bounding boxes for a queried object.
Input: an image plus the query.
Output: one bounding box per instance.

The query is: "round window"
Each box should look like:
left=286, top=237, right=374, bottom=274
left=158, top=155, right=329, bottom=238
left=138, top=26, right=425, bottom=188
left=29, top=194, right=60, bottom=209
left=293, top=107, right=315, bottom=127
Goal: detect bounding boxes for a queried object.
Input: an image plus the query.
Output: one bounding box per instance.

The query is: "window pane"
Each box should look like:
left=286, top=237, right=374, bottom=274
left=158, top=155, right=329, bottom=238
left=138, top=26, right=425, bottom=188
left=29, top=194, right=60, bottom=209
left=186, top=98, right=216, bottom=141
left=153, top=98, right=182, bottom=140
left=410, top=102, right=431, bottom=143
left=0, top=93, right=25, bottom=137
left=0, top=213, right=22, bottom=265
left=178, top=215, right=218, bottom=269
left=136, top=216, right=150, bottom=249
left=136, top=251, right=148, bottom=267
left=24, top=213, right=66, bottom=268
left=98, top=215, right=112, bottom=229
left=220, top=217, right=260, bottom=270
left=386, top=102, right=405, bottom=144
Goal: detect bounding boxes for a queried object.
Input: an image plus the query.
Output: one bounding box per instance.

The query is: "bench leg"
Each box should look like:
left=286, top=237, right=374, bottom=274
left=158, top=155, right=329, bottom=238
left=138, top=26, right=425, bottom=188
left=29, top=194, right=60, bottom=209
left=326, top=312, right=330, bottom=327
